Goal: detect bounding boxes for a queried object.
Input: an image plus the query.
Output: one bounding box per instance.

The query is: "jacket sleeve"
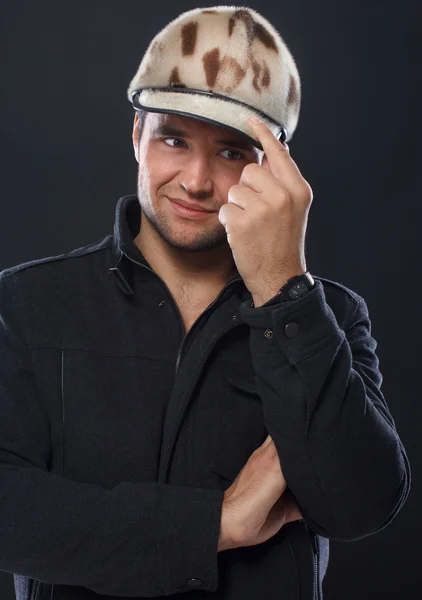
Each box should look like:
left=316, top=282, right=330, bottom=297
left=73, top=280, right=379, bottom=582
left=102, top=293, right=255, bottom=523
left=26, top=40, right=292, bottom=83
left=238, top=278, right=411, bottom=542
left=0, top=268, right=223, bottom=597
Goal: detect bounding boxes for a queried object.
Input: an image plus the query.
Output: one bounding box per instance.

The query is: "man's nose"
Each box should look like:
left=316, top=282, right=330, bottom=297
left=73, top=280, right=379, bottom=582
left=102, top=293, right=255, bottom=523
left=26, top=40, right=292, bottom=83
left=178, top=155, right=213, bottom=198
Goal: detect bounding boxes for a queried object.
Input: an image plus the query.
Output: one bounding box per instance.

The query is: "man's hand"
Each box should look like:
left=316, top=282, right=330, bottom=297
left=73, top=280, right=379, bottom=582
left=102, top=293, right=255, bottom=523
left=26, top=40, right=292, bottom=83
left=218, top=116, right=313, bottom=307
left=218, top=434, right=303, bottom=551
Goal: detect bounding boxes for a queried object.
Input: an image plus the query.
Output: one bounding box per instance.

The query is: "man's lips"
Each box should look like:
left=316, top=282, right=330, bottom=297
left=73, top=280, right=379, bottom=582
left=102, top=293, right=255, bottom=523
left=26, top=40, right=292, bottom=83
left=167, top=197, right=216, bottom=213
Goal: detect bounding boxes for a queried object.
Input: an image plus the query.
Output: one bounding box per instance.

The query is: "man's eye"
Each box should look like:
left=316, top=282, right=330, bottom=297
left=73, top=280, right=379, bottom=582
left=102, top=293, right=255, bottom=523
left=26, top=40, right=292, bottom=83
left=220, top=149, right=245, bottom=161
left=162, top=138, right=245, bottom=161
left=163, top=137, right=185, bottom=148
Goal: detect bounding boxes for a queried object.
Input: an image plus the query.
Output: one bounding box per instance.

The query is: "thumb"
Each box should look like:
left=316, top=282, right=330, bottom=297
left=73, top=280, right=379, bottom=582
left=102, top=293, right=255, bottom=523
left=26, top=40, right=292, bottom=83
left=283, top=491, right=303, bottom=523
left=261, top=434, right=273, bottom=447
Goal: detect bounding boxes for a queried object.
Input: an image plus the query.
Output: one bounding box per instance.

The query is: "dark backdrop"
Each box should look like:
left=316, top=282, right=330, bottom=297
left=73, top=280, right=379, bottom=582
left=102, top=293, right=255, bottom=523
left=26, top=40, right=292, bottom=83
left=1, top=1, right=420, bottom=598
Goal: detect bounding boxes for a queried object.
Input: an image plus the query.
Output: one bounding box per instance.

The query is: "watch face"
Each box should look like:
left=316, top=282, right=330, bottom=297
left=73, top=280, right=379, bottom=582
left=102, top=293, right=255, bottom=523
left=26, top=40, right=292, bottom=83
left=280, top=273, right=314, bottom=301
left=286, top=274, right=314, bottom=299
left=289, top=281, right=308, bottom=299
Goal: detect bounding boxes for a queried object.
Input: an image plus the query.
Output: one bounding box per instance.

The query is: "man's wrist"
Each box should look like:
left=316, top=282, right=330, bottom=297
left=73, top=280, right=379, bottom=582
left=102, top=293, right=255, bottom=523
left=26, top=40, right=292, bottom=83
left=218, top=497, right=238, bottom=552
left=251, top=271, right=315, bottom=308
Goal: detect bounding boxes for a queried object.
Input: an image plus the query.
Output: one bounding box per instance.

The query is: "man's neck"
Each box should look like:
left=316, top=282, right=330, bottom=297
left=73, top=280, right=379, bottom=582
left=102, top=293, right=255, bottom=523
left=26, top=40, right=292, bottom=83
left=132, top=223, right=240, bottom=302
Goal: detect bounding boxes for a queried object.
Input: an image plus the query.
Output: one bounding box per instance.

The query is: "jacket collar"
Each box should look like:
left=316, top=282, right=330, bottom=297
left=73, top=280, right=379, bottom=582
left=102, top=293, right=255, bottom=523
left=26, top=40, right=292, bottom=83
left=108, top=194, right=150, bottom=296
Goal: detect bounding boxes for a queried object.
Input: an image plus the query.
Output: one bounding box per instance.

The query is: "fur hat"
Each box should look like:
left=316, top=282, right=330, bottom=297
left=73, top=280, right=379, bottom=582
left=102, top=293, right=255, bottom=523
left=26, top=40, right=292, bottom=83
left=127, top=5, right=301, bottom=149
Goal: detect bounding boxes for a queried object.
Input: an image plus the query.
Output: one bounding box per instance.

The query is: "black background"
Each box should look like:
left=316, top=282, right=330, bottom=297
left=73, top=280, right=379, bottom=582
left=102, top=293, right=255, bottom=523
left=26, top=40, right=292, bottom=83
left=1, top=1, right=420, bottom=598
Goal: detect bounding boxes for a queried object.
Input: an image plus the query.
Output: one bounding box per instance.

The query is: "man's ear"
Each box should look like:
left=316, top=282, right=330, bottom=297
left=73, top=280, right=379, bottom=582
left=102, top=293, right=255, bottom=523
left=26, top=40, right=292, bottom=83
left=132, top=113, right=140, bottom=163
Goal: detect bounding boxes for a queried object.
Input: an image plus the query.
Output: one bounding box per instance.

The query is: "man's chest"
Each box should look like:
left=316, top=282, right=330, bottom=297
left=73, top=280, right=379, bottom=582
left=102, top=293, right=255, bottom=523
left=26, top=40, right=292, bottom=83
left=171, top=290, right=216, bottom=335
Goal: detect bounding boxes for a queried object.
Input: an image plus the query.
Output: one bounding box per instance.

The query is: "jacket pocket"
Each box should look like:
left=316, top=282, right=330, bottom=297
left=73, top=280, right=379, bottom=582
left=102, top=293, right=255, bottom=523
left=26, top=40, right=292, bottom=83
left=208, top=362, right=267, bottom=484
left=60, top=348, right=166, bottom=487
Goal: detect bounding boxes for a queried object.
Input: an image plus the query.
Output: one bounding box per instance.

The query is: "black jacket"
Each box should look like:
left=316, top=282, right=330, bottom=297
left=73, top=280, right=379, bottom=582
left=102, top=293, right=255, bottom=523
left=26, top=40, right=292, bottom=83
left=0, top=194, right=411, bottom=600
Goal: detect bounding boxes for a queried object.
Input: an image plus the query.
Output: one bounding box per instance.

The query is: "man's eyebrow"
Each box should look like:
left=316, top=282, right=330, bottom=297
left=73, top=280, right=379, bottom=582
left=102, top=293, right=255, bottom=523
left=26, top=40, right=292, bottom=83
left=151, top=124, right=256, bottom=151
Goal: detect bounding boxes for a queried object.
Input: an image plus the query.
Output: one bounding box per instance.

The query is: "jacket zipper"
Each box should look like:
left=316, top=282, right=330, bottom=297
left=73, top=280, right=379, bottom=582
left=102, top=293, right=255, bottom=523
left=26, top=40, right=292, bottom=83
left=29, top=579, right=38, bottom=600
left=311, top=531, right=320, bottom=600
left=121, top=252, right=243, bottom=377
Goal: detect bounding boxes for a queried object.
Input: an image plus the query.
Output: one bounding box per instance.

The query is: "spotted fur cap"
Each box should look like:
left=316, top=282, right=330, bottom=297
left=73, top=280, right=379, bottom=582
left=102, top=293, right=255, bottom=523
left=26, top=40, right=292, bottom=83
left=127, top=5, right=301, bottom=149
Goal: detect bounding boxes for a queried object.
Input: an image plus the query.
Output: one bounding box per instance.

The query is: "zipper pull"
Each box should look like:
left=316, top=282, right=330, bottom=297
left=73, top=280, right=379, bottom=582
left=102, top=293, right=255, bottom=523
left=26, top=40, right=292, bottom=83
left=311, top=531, right=319, bottom=556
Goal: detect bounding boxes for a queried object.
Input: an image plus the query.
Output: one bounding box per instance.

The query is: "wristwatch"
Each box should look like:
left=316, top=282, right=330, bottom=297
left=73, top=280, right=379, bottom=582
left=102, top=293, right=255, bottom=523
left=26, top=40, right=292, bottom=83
left=249, top=271, right=315, bottom=308
left=278, top=271, right=315, bottom=302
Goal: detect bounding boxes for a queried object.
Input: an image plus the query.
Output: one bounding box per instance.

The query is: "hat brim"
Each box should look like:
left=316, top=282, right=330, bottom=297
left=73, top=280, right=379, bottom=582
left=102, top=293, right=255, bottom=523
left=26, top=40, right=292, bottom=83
left=131, top=87, right=287, bottom=152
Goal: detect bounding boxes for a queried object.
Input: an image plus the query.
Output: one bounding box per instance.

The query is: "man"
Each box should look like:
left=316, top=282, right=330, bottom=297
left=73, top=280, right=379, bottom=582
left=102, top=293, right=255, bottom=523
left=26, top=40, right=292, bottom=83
left=0, top=5, right=411, bottom=600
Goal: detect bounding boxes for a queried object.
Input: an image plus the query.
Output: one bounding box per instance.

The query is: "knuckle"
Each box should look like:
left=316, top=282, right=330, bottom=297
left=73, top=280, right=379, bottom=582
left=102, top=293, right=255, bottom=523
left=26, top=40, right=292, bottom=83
left=228, top=183, right=240, bottom=196
left=242, top=163, right=259, bottom=178
left=277, top=188, right=291, bottom=204
left=301, top=181, right=313, bottom=203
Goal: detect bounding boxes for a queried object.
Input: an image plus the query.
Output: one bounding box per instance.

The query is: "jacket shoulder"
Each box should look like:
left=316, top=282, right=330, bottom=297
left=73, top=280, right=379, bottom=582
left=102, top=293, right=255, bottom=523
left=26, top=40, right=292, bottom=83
left=313, top=274, right=364, bottom=303
left=0, top=235, right=113, bottom=280
left=313, top=274, right=366, bottom=330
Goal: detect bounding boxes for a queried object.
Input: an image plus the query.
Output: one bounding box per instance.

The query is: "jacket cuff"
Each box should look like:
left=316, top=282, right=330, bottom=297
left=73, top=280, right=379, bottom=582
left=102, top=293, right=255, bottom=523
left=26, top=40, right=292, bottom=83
left=238, top=279, right=345, bottom=364
left=162, top=485, right=224, bottom=595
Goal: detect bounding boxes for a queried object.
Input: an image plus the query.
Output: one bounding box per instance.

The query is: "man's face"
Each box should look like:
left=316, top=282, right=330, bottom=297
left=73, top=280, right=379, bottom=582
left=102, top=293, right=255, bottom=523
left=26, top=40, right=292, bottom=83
left=131, top=111, right=263, bottom=253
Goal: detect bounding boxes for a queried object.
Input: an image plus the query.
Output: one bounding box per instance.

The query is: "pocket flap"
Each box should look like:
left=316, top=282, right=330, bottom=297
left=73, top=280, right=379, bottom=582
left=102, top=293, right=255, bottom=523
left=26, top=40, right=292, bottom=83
left=224, top=362, right=259, bottom=395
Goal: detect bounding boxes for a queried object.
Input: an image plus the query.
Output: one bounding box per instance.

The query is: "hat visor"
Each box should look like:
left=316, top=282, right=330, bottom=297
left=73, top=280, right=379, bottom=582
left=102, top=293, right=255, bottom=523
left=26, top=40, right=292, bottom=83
left=132, top=88, right=287, bottom=151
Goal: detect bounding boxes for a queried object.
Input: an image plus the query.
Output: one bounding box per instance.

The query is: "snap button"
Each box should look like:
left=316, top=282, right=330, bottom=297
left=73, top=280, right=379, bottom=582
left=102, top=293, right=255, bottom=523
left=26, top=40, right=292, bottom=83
left=231, top=314, right=238, bottom=319
left=186, top=578, right=202, bottom=588
left=285, top=322, right=299, bottom=337
left=264, top=329, right=273, bottom=338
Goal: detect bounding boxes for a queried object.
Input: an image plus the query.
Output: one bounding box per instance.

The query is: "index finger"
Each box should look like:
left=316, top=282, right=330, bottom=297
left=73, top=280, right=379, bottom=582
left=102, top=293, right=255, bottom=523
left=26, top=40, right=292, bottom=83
left=247, top=115, right=303, bottom=182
